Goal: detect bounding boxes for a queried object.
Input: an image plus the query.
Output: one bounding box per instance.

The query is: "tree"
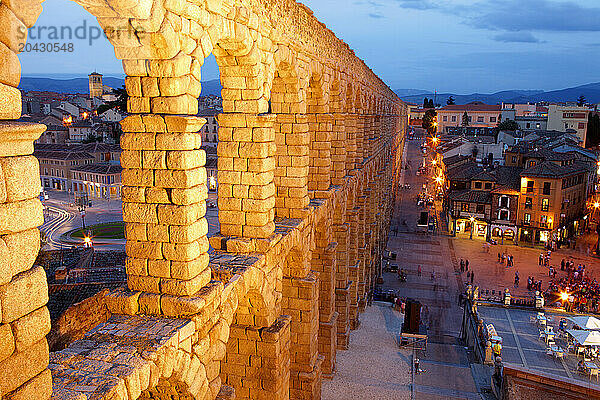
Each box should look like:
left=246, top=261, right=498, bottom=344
left=498, top=119, right=519, bottom=131
left=586, top=112, right=600, bottom=148
left=97, top=85, right=128, bottom=115
left=462, top=111, right=469, bottom=127
left=577, top=95, right=587, bottom=107
left=422, top=109, right=437, bottom=135
left=446, top=96, right=455, bottom=105
left=428, top=99, right=434, bottom=108
left=423, top=97, right=429, bottom=108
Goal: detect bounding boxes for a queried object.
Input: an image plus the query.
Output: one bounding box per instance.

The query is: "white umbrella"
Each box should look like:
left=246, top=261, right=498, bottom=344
left=567, top=329, right=600, bottom=346
left=567, top=316, right=600, bottom=330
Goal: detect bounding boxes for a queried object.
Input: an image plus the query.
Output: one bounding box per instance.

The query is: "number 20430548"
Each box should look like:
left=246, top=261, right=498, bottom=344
left=18, top=42, right=74, bottom=52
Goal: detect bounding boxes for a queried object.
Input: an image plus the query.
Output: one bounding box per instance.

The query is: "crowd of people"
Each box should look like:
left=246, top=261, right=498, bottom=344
left=547, top=259, right=600, bottom=313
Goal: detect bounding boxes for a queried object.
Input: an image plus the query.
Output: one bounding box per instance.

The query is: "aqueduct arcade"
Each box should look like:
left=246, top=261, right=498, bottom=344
left=0, top=0, right=407, bottom=398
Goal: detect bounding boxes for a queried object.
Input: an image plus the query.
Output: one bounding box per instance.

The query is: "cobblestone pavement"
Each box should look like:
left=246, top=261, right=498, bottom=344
left=321, top=302, right=411, bottom=400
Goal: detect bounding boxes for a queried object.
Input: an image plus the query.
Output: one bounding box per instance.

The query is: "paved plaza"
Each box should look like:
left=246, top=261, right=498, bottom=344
left=452, top=237, right=600, bottom=298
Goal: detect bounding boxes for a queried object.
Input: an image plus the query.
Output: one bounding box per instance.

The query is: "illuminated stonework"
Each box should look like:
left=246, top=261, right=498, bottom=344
left=0, top=0, right=406, bottom=398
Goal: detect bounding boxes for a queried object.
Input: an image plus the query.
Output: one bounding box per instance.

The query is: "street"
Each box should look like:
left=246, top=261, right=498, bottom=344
left=384, top=134, right=491, bottom=399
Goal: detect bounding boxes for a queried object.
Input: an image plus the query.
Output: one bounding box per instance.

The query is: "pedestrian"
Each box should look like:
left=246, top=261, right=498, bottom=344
left=470, top=271, right=475, bottom=284
left=501, top=253, right=506, bottom=265
left=460, top=258, right=464, bottom=272
left=514, top=271, right=519, bottom=288
left=414, top=357, right=421, bottom=374
left=466, top=259, right=469, bottom=271
left=539, top=253, right=543, bottom=266
left=497, top=252, right=501, bottom=263
left=466, top=271, right=470, bottom=281
left=561, top=259, right=565, bottom=271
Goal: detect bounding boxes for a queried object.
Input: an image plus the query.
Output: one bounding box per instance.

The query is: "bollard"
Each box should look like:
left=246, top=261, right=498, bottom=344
left=504, top=288, right=511, bottom=306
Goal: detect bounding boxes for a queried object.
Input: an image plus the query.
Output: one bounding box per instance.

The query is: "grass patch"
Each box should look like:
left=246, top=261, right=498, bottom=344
left=70, top=222, right=125, bottom=239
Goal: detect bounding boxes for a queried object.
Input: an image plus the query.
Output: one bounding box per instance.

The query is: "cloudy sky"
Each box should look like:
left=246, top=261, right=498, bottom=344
left=20, top=0, right=599, bottom=93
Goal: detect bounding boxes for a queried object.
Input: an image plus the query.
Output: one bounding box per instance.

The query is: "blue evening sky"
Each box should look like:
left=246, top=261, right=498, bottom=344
left=19, top=0, right=599, bottom=94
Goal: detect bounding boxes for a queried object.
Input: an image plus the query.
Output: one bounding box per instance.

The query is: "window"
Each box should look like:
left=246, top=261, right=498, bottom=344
left=578, top=122, right=586, bottom=130
left=451, top=116, right=456, bottom=122
left=526, top=123, right=531, bottom=129
left=477, top=116, right=484, bottom=123
left=525, top=197, right=533, bottom=209
left=461, top=203, right=469, bottom=212
left=526, top=181, right=534, bottom=193
left=511, top=156, right=517, bottom=163
left=484, top=182, right=492, bottom=190
left=543, top=182, right=551, bottom=195
left=499, top=196, right=509, bottom=208
left=524, top=213, right=531, bottom=224
left=499, top=210, right=509, bottom=220
left=527, top=160, right=536, bottom=168
left=474, top=181, right=482, bottom=189
left=490, top=116, right=497, bottom=123
left=541, top=198, right=549, bottom=211
left=476, top=204, right=485, bottom=214
left=442, top=116, right=447, bottom=122
left=540, top=215, right=547, bottom=224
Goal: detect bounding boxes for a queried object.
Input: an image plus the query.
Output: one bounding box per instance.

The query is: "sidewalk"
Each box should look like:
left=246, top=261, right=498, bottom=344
left=321, top=303, right=411, bottom=400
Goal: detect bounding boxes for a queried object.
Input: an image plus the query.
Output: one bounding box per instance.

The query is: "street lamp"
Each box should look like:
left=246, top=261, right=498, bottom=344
left=469, top=216, right=475, bottom=240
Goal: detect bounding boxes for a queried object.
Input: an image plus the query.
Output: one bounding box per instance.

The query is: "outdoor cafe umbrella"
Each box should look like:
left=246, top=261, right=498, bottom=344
left=567, top=316, right=600, bottom=330
left=567, top=329, right=600, bottom=346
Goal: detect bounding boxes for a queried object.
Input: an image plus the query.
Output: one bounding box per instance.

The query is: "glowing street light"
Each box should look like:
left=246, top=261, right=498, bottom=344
left=431, top=160, right=437, bottom=166
left=594, top=201, right=600, bottom=209
left=559, top=291, right=569, bottom=302
left=435, top=176, right=443, bottom=185
left=469, top=216, right=475, bottom=240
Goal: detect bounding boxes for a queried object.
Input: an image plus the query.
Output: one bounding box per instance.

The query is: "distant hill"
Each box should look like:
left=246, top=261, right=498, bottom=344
left=396, top=82, right=600, bottom=105
left=19, top=77, right=223, bottom=96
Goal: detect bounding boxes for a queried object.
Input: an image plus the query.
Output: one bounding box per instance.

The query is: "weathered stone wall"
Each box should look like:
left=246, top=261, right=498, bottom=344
left=503, top=364, right=600, bottom=400
left=0, top=0, right=406, bottom=399
left=46, top=289, right=111, bottom=352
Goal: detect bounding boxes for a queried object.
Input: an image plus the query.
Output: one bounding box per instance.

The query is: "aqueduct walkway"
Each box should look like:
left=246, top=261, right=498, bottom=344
left=0, top=0, right=406, bottom=398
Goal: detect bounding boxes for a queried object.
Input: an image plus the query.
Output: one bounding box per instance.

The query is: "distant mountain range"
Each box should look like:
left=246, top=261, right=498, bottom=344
left=19, top=77, right=223, bottom=97
left=396, top=82, right=600, bottom=105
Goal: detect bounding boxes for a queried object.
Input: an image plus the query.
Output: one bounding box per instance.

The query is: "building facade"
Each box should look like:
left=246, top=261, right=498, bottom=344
left=71, top=163, right=123, bottom=199
left=518, top=161, right=588, bottom=245
left=547, top=104, right=589, bottom=144
left=437, top=102, right=501, bottom=133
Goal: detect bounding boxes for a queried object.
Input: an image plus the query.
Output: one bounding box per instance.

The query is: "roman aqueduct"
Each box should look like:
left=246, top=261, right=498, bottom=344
left=0, top=0, right=406, bottom=398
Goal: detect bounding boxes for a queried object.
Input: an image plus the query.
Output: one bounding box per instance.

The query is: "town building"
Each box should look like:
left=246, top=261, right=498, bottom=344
left=547, top=104, right=589, bottom=144
left=436, top=102, right=501, bottom=134
left=198, top=108, right=219, bottom=147
left=68, top=119, right=93, bottom=142
left=71, top=163, right=123, bottom=199
left=35, top=149, right=95, bottom=192
left=36, top=124, right=68, bottom=144
left=519, top=160, right=588, bottom=245
left=88, top=72, right=103, bottom=98
left=34, top=143, right=122, bottom=196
